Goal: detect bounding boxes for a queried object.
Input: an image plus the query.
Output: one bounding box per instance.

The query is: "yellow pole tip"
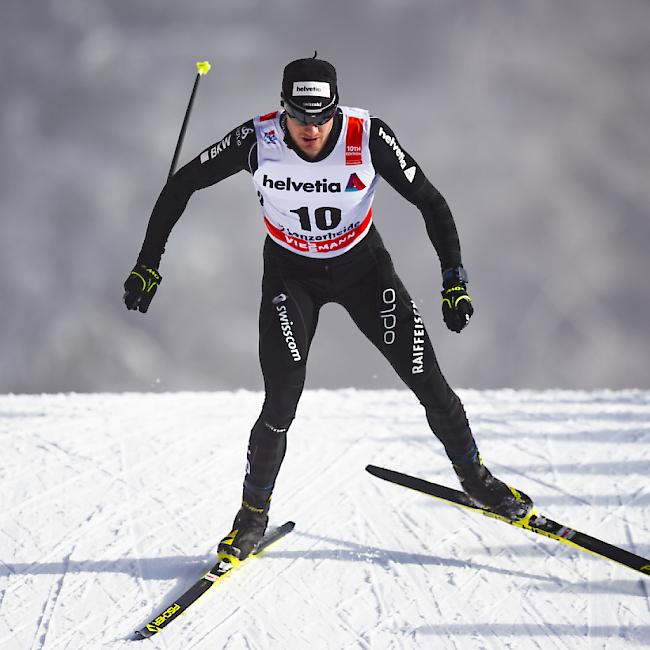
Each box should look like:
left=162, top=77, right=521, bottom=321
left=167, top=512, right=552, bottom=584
left=196, top=61, right=212, bottom=76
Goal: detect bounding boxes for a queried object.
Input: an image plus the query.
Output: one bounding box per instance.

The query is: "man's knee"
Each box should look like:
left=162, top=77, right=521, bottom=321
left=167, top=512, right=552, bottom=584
left=261, top=380, right=305, bottom=430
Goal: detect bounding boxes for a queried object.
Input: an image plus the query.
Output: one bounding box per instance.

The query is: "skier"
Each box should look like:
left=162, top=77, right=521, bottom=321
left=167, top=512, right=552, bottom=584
left=124, top=54, right=532, bottom=563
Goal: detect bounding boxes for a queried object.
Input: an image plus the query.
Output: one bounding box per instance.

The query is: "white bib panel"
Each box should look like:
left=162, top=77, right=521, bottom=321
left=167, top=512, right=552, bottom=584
left=252, top=106, right=378, bottom=258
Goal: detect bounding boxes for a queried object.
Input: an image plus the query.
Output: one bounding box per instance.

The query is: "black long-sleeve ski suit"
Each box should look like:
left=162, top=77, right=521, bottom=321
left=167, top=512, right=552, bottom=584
left=137, top=109, right=478, bottom=499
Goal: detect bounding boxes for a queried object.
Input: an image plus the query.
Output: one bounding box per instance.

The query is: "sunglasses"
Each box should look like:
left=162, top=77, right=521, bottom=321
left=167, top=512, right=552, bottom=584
left=282, top=100, right=337, bottom=126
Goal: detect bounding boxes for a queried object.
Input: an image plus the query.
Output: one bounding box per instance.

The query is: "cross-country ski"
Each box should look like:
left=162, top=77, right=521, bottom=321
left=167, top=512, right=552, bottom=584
left=366, top=464, right=650, bottom=577
left=133, top=521, right=295, bottom=639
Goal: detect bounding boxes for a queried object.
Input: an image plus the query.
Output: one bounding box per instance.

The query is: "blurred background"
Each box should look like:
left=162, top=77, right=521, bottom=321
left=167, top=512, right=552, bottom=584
left=2, top=0, right=649, bottom=393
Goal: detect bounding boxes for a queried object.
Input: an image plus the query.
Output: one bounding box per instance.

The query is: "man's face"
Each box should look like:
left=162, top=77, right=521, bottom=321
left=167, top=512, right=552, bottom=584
left=285, top=114, right=335, bottom=159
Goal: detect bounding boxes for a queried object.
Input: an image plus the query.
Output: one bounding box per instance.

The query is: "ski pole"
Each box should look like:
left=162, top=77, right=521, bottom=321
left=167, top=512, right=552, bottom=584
left=168, top=60, right=212, bottom=180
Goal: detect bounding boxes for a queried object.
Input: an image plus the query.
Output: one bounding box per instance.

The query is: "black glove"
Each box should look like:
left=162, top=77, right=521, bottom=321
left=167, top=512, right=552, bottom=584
left=441, top=266, right=473, bottom=333
left=123, top=264, right=162, bottom=313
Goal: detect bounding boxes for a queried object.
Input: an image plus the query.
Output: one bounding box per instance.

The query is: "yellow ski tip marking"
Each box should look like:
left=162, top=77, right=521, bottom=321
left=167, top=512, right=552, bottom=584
left=196, top=61, right=212, bottom=76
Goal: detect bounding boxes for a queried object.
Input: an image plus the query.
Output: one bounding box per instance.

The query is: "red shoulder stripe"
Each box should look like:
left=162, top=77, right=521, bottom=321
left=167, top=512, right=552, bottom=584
left=345, top=116, right=363, bottom=166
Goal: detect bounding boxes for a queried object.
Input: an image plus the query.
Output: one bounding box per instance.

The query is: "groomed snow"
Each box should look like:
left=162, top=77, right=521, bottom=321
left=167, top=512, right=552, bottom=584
left=1, top=389, right=648, bottom=649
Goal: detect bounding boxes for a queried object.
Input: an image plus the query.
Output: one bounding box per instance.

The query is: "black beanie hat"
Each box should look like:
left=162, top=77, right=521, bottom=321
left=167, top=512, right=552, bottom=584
left=281, top=53, right=338, bottom=116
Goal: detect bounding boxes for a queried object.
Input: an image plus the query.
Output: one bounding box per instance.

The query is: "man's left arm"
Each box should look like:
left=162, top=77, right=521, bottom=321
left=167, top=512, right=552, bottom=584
left=369, top=117, right=473, bottom=332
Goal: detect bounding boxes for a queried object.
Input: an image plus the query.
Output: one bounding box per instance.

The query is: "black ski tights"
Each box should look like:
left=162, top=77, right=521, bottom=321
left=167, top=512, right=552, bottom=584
left=243, top=229, right=478, bottom=498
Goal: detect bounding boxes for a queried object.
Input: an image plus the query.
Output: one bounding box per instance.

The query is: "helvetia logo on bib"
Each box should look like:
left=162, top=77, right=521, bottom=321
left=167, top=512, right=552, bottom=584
left=345, top=173, right=366, bottom=192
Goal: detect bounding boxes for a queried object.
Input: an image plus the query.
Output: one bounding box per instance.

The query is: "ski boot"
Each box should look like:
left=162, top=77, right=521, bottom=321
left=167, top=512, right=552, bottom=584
left=217, top=492, right=270, bottom=566
left=453, top=454, right=533, bottom=521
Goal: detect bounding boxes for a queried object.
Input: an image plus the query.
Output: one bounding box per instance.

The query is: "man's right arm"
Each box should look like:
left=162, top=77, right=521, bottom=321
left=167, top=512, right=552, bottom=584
left=137, top=119, right=257, bottom=267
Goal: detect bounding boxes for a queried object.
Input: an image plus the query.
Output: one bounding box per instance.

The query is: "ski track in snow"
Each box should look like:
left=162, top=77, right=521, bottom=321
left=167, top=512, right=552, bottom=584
left=0, top=389, right=649, bottom=649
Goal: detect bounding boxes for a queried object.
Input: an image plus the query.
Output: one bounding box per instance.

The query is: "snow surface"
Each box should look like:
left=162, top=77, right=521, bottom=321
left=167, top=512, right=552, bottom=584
left=1, top=389, right=649, bottom=649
